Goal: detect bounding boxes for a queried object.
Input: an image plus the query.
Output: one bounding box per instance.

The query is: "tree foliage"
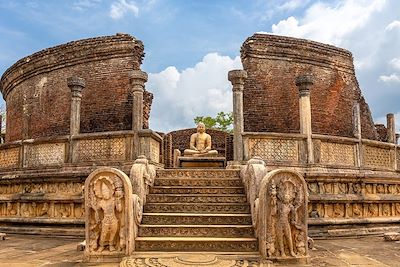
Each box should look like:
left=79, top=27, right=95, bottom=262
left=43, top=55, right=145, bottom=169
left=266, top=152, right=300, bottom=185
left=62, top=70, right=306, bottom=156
left=194, top=111, right=233, bottom=133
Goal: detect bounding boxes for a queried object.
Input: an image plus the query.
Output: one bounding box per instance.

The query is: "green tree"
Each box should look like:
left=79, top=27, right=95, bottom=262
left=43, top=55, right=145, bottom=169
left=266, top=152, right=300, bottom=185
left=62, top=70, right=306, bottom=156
left=194, top=111, right=233, bottom=133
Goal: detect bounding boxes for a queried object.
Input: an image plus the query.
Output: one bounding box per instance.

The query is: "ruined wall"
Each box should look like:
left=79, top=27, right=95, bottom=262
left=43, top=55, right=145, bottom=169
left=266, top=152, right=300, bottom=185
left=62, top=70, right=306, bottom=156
left=0, top=34, right=153, bottom=142
left=241, top=34, right=378, bottom=140
left=163, top=128, right=233, bottom=168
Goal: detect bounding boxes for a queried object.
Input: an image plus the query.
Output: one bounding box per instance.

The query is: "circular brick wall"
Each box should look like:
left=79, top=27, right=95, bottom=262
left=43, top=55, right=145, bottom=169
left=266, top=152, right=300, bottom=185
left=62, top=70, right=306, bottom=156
left=241, top=34, right=378, bottom=140
left=0, top=34, right=153, bottom=142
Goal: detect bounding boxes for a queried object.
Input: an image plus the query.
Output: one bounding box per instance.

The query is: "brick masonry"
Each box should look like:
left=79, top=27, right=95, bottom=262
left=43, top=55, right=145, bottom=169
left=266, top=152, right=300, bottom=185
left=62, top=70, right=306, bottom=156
left=241, top=34, right=378, bottom=140
left=0, top=34, right=152, bottom=142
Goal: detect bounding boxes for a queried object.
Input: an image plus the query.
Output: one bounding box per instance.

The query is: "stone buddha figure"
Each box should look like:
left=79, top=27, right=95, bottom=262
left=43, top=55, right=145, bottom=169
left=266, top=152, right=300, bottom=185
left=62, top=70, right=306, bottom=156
left=183, top=122, right=218, bottom=157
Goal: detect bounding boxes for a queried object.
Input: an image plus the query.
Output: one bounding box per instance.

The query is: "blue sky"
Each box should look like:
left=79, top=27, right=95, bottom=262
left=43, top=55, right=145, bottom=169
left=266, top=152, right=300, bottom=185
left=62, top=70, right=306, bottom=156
left=0, top=0, right=399, bottom=132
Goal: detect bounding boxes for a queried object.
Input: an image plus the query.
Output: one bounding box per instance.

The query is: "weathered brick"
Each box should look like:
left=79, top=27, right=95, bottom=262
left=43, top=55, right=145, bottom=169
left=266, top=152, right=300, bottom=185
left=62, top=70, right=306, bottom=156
left=241, top=34, right=378, bottom=140
left=0, top=34, right=152, bottom=142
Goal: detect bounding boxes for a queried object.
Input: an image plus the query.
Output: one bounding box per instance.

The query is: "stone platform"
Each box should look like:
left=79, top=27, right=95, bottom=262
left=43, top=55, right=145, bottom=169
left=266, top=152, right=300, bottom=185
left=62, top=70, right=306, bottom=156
left=177, top=156, right=226, bottom=168
left=1, top=234, right=400, bottom=266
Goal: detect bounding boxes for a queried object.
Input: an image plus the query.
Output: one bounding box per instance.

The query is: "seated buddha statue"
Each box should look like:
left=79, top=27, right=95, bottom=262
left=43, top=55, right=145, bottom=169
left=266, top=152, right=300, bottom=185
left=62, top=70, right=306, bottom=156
left=183, top=122, right=218, bottom=157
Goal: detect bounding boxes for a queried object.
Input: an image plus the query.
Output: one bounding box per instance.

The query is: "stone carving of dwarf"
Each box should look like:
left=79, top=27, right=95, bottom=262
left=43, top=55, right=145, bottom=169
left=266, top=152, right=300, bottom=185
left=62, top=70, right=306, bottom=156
left=183, top=122, right=218, bottom=156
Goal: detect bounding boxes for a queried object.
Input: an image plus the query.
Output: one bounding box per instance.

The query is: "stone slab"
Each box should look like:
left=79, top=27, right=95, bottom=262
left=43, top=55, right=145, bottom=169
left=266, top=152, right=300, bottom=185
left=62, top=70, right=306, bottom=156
left=384, top=232, right=400, bottom=241
left=0, top=233, right=6, bottom=240
left=178, top=156, right=226, bottom=168
left=1, top=235, right=400, bottom=266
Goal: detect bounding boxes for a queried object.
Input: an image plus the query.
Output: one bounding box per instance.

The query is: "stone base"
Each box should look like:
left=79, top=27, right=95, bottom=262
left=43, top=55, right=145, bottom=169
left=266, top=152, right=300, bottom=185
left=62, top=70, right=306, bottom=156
left=0, top=233, right=6, bottom=240
left=178, top=156, right=226, bottom=168
left=121, top=253, right=267, bottom=267
left=384, top=232, right=400, bottom=241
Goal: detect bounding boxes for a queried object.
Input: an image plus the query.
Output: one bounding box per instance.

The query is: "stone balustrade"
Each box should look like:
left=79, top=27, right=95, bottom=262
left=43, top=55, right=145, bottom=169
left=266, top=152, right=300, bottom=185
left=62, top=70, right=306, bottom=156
left=0, top=130, right=162, bottom=170
left=243, top=132, right=399, bottom=172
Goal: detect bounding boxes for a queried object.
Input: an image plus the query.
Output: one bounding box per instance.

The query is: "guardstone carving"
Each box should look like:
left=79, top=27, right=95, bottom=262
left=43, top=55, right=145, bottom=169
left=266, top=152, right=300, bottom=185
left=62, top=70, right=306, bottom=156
left=85, top=167, right=134, bottom=260
left=257, top=169, right=308, bottom=262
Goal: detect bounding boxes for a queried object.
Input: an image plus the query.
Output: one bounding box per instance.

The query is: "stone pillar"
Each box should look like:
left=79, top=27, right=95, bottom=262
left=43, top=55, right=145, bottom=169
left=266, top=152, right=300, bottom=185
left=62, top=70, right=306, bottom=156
left=130, top=70, right=147, bottom=132
left=353, top=102, right=362, bottom=139
left=228, top=70, right=247, bottom=162
left=387, top=113, right=396, bottom=144
left=130, top=70, right=148, bottom=159
left=67, top=77, right=85, bottom=136
left=296, top=75, right=314, bottom=164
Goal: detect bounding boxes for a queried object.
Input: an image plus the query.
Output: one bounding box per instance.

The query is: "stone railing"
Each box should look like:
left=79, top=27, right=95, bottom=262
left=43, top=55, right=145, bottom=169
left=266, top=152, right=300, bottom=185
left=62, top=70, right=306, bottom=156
left=0, top=130, right=162, bottom=170
left=243, top=132, right=398, bottom=172
left=84, top=157, right=155, bottom=261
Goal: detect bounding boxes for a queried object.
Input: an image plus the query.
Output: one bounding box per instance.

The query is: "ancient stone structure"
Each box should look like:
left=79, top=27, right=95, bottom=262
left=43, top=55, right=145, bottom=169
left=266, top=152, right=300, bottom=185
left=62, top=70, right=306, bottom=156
left=238, top=34, right=400, bottom=240
left=241, top=34, right=378, bottom=140
left=1, top=32, right=399, bottom=265
left=1, top=34, right=153, bottom=142
left=0, top=34, right=162, bottom=235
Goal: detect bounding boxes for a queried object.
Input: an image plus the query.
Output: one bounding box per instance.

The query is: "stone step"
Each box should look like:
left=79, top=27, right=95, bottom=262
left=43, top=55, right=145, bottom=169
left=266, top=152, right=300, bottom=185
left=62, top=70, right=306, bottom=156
left=146, top=194, right=248, bottom=204
left=150, top=186, right=245, bottom=194
left=135, top=237, right=258, bottom=252
left=156, top=169, right=240, bottom=179
left=141, top=213, right=253, bottom=225
left=138, top=225, right=254, bottom=238
left=144, top=203, right=251, bottom=214
left=154, top=178, right=242, bottom=187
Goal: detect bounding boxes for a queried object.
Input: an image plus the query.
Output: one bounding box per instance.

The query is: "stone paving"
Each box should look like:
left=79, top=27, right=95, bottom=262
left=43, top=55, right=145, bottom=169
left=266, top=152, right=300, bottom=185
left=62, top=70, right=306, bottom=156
left=0, top=234, right=400, bottom=266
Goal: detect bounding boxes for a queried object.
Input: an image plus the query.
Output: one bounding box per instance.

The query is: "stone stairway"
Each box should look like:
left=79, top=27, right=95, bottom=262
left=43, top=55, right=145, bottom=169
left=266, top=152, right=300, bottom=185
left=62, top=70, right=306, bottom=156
left=135, top=169, right=258, bottom=252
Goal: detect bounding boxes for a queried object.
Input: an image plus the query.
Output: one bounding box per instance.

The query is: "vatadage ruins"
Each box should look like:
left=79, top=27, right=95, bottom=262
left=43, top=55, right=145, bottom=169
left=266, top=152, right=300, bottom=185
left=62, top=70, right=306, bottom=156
left=0, top=33, right=400, bottom=266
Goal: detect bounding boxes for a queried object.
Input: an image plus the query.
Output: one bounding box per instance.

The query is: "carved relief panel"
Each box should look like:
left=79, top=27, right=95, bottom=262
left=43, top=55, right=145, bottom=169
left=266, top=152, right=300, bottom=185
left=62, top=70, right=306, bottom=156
left=258, top=170, right=308, bottom=262
left=85, top=167, right=134, bottom=259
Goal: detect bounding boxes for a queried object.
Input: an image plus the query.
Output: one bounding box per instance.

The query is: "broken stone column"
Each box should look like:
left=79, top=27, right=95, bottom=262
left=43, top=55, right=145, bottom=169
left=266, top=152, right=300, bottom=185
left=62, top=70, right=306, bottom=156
left=130, top=70, right=148, bottom=159
left=296, top=75, right=314, bottom=164
left=67, top=77, right=85, bottom=136
left=387, top=113, right=396, bottom=144
left=228, top=70, right=247, bottom=162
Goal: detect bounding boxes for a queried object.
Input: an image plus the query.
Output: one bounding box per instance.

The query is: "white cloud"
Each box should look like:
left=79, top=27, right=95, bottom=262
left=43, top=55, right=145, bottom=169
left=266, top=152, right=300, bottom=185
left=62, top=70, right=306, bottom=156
left=146, top=53, right=242, bottom=132
left=271, top=0, right=386, bottom=46
left=278, top=0, right=309, bottom=11
left=390, top=58, right=400, bottom=70
left=379, top=74, right=400, bottom=83
left=109, top=0, right=139, bottom=19
left=265, top=0, right=400, bottom=126
left=385, top=20, right=400, bottom=31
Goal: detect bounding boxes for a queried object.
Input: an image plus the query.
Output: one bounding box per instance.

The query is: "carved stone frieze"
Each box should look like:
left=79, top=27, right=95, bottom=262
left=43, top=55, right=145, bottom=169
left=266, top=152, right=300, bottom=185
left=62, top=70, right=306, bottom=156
left=156, top=170, right=240, bottom=179
left=309, top=202, right=400, bottom=218
left=146, top=195, right=247, bottom=204
left=138, top=226, right=254, bottom=238
left=144, top=203, right=250, bottom=214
